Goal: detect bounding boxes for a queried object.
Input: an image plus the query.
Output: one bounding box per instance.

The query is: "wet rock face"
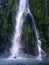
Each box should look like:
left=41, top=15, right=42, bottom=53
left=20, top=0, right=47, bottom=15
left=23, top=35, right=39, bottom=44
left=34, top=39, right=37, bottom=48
left=0, top=0, right=16, bottom=57
left=46, top=27, right=49, bottom=41
left=30, top=0, right=49, bottom=54
left=0, top=0, right=49, bottom=59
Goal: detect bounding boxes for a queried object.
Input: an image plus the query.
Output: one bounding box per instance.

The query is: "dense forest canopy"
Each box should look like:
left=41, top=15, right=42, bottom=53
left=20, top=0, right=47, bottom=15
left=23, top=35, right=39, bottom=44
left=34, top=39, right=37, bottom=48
left=0, top=0, right=49, bottom=56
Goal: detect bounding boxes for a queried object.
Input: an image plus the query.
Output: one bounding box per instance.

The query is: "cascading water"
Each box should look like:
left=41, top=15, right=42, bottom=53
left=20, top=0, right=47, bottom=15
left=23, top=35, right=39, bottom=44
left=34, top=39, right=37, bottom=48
left=9, top=0, right=46, bottom=60
left=27, top=9, right=46, bottom=60
left=10, top=0, right=28, bottom=58
left=27, top=8, right=45, bottom=60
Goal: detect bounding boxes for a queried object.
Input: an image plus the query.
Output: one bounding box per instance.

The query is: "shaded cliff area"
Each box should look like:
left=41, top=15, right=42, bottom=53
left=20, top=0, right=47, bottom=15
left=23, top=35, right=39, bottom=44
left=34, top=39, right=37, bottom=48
left=0, top=0, right=49, bottom=57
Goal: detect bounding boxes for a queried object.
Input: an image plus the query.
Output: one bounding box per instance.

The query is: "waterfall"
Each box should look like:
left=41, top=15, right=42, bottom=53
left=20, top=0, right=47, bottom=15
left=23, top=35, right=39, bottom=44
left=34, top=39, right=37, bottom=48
left=8, top=0, right=46, bottom=60
left=27, top=6, right=46, bottom=60
left=28, top=8, right=46, bottom=60
left=10, top=0, right=27, bottom=58
left=27, top=8, right=43, bottom=60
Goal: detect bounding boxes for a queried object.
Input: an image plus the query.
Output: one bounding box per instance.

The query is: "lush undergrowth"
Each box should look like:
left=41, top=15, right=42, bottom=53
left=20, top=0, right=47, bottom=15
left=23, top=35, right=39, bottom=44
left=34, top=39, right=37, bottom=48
left=0, top=0, right=49, bottom=55
left=29, top=0, right=49, bottom=54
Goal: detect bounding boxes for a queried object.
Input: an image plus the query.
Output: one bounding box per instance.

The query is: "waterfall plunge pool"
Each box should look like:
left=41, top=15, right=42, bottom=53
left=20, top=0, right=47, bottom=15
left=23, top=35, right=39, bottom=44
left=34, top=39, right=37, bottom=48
left=0, top=57, right=49, bottom=65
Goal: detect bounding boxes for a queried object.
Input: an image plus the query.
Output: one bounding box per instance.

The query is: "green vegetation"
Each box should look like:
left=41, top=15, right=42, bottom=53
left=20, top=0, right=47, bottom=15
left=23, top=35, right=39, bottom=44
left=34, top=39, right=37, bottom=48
left=0, top=0, right=49, bottom=55
left=0, top=0, right=17, bottom=53
left=29, top=0, right=49, bottom=53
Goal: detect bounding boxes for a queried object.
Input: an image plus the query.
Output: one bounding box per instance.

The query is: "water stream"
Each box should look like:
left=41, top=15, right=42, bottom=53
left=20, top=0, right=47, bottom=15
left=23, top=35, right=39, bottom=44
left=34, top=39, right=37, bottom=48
left=10, top=0, right=27, bottom=58
left=27, top=8, right=46, bottom=60
left=9, top=0, right=46, bottom=60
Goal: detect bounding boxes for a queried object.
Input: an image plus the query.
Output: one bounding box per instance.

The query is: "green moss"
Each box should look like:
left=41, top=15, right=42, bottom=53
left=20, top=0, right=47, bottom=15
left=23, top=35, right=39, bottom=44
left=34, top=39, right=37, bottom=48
left=30, top=0, right=49, bottom=53
left=0, top=0, right=17, bottom=52
left=0, top=0, right=49, bottom=54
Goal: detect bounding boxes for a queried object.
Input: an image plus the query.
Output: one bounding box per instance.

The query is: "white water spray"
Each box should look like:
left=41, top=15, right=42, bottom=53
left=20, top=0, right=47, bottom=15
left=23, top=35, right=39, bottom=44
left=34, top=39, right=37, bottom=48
left=9, top=0, right=46, bottom=60
left=27, top=8, right=46, bottom=60
left=10, top=0, right=27, bottom=58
